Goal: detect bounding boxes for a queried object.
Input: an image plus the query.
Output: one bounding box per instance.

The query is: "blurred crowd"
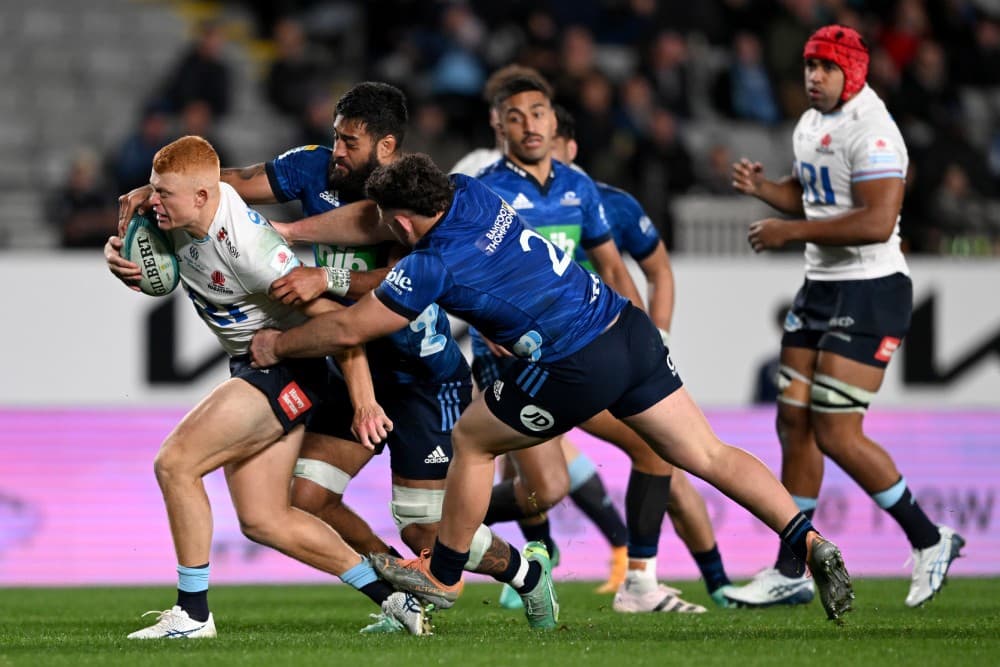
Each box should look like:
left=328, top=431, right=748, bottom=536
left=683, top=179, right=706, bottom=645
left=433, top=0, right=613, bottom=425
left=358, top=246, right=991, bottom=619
left=52, top=0, right=1000, bottom=255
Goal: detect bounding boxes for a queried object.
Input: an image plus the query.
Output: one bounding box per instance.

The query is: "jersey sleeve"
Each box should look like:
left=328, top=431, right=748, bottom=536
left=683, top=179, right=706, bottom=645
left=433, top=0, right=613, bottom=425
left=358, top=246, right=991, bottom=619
left=230, top=209, right=302, bottom=294
left=578, top=176, right=613, bottom=250
left=265, top=145, right=324, bottom=203
left=373, top=251, right=449, bottom=320
left=607, top=190, right=660, bottom=260
left=848, top=131, right=906, bottom=183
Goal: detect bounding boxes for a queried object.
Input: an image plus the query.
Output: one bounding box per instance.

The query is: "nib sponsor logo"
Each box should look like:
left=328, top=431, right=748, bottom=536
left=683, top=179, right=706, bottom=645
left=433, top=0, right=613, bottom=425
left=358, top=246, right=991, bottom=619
left=278, top=381, right=313, bottom=420
left=424, top=446, right=450, bottom=464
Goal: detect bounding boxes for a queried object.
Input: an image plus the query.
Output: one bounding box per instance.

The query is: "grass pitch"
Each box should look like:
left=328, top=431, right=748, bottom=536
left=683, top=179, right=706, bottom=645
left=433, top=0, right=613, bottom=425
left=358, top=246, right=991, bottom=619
left=1, top=578, right=997, bottom=667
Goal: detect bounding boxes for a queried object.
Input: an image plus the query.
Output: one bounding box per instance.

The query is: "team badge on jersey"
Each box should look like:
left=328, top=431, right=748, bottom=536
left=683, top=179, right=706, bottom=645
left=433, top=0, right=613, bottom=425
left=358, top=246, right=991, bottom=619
left=817, top=133, right=835, bottom=154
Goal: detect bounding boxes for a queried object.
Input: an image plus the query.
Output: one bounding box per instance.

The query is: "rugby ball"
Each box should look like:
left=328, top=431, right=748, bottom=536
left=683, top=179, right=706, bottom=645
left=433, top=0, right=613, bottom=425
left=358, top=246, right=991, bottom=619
left=122, top=211, right=179, bottom=296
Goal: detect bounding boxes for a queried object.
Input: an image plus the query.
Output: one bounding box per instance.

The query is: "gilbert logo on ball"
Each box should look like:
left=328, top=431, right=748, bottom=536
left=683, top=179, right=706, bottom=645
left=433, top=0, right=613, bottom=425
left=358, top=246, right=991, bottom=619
left=122, top=211, right=180, bottom=297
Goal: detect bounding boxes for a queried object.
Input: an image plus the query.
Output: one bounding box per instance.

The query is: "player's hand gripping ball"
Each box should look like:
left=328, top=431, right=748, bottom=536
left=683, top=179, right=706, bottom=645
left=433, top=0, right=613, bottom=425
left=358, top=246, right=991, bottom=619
left=121, top=211, right=179, bottom=296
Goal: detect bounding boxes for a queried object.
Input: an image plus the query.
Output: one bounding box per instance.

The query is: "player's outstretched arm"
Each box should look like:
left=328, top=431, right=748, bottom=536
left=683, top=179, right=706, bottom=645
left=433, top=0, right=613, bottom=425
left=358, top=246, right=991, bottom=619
left=748, top=178, right=904, bottom=252
left=587, top=239, right=645, bottom=310
left=252, top=291, right=410, bottom=366
left=104, top=235, right=142, bottom=291
left=270, top=200, right=394, bottom=246
left=220, top=164, right=280, bottom=205
left=269, top=266, right=392, bottom=305
left=732, top=158, right=805, bottom=217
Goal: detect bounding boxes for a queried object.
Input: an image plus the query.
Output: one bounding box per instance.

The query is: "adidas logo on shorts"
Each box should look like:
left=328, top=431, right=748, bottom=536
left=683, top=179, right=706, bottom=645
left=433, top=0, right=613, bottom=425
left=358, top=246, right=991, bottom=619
left=424, top=446, right=450, bottom=464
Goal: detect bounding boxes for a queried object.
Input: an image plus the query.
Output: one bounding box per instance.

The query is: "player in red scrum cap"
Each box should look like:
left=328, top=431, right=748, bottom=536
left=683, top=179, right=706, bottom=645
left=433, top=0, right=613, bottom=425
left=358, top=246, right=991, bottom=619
left=725, top=25, right=965, bottom=609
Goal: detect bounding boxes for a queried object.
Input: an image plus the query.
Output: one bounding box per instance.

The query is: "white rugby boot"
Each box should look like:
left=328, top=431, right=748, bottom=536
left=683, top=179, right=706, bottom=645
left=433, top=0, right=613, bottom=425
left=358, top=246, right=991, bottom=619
left=905, top=525, right=965, bottom=607
left=127, top=606, right=216, bottom=639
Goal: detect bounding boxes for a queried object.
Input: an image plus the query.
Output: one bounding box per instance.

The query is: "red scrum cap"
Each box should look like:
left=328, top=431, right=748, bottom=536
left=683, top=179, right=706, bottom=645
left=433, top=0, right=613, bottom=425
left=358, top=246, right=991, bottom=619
left=803, top=25, right=869, bottom=102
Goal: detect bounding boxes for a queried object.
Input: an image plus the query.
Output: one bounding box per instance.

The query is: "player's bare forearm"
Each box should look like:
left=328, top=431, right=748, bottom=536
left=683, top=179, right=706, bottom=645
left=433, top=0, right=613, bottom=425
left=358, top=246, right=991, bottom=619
left=280, top=201, right=393, bottom=245
left=345, top=267, right=390, bottom=300
left=220, top=164, right=279, bottom=204
left=275, top=292, right=409, bottom=360
left=640, top=244, right=675, bottom=332
left=334, top=344, right=377, bottom=411
left=755, top=177, right=806, bottom=216
left=757, top=178, right=905, bottom=249
left=275, top=311, right=358, bottom=359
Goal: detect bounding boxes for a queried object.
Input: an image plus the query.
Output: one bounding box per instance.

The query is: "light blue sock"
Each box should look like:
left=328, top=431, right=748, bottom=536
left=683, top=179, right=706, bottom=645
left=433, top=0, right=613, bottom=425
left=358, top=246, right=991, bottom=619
left=340, top=558, right=379, bottom=590
left=177, top=564, right=210, bottom=593
left=567, top=453, right=597, bottom=493
left=791, top=495, right=818, bottom=513
left=871, top=477, right=907, bottom=509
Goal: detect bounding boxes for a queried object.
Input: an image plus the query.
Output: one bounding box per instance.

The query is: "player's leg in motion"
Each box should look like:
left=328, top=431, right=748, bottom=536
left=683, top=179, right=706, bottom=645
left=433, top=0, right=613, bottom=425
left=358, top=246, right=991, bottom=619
left=558, top=439, right=628, bottom=593
left=622, top=386, right=854, bottom=621
left=579, top=410, right=720, bottom=613
left=291, top=433, right=397, bottom=555
left=486, top=439, right=569, bottom=560
left=128, top=379, right=429, bottom=639
left=724, top=346, right=823, bottom=608
left=809, top=352, right=963, bottom=607
left=487, top=439, right=568, bottom=609
left=371, top=397, right=561, bottom=629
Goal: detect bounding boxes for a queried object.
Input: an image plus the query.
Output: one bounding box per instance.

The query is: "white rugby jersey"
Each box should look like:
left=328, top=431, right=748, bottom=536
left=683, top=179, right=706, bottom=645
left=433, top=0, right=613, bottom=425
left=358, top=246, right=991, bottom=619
left=450, top=147, right=501, bottom=176
left=792, top=85, right=909, bottom=280
left=168, top=182, right=305, bottom=356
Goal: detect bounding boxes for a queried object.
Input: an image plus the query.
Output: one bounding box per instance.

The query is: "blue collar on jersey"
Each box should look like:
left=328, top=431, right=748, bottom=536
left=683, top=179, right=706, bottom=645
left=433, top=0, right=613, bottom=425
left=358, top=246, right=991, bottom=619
left=503, top=158, right=556, bottom=195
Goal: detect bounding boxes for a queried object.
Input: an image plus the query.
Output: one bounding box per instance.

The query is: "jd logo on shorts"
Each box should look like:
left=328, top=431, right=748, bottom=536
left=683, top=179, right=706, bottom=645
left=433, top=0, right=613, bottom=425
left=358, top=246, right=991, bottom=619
left=519, top=405, right=555, bottom=432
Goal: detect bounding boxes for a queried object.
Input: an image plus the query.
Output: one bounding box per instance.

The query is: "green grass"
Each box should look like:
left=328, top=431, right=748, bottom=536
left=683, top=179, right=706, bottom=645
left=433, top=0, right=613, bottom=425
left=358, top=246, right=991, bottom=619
left=1, top=579, right=998, bottom=666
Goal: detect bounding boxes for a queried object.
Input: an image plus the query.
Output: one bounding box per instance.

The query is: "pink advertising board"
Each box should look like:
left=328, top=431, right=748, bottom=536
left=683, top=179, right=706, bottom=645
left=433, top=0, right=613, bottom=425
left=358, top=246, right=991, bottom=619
left=1, top=408, right=995, bottom=586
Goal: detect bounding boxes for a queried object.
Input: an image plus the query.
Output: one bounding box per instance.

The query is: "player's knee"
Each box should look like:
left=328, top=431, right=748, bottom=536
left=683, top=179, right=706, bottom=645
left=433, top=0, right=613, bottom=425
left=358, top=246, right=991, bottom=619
left=390, top=485, right=444, bottom=542
left=152, top=439, right=194, bottom=486
left=237, top=511, right=282, bottom=547
left=526, top=478, right=568, bottom=511
left=291, top=458, right=351, bottom=513
left=809, top=374, right=872, bottom=452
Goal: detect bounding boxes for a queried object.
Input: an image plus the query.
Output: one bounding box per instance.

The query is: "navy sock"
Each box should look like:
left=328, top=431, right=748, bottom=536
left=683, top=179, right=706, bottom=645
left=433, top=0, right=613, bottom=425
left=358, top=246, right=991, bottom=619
left=519, top=519, right=556, bottom=559
left=570, top=474, right=628, bottom=547
left=625, top=471, right=670, bottom=558
left=429, top=539, right=469, bottom=586
left=359, top=580, right=396, bottom=606
left=484, top=479, right=525, bottom=524
left=387, top=545, right=404, bottom=558
left=883, top=483, right=940, bottom=549
left=691, top=544, right=731, bottom=593
left=778, top=512, right=816, bottom=570
left=176, top=589, right=209, bottom=622
left=776, top=506, right=815, bottom=577
left=176, top=562, right=210, bottom=622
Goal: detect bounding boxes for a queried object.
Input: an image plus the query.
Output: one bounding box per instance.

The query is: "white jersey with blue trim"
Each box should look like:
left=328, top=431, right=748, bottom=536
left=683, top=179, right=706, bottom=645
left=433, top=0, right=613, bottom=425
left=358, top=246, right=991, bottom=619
left=449, top=147, right=501, bottom=177
left=792, top=84, right=909, bottom=280
left=169, top=182, right=305, bottom=356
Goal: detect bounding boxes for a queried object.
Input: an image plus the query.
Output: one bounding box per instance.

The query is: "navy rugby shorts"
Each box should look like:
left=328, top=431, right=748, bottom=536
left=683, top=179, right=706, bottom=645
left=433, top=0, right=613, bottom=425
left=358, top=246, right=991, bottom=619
left=485, top=303, right=684, bottom=439
left=309, top=374, right=471, bottom=480
left=229, top=355, right=329, bottom=433
left=781, top=272, right=912, bottom=369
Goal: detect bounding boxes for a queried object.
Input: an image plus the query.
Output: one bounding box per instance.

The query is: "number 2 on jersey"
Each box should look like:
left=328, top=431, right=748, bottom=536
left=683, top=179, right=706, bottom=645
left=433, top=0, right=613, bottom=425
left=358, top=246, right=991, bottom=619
left=799, top=161, right=836, bottom=205
left=409, top=303, right=447, bottom=357
left=520, top=229, right=572, bottom=276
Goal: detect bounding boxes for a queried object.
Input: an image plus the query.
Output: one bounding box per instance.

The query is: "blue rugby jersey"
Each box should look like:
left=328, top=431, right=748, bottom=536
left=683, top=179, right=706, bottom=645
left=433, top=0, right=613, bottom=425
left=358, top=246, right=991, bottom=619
left=265, top=144, right=467, bottom=384
left=374, top=174, right=627, bottom=363
left=574, top=182, right=660, bottom=271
